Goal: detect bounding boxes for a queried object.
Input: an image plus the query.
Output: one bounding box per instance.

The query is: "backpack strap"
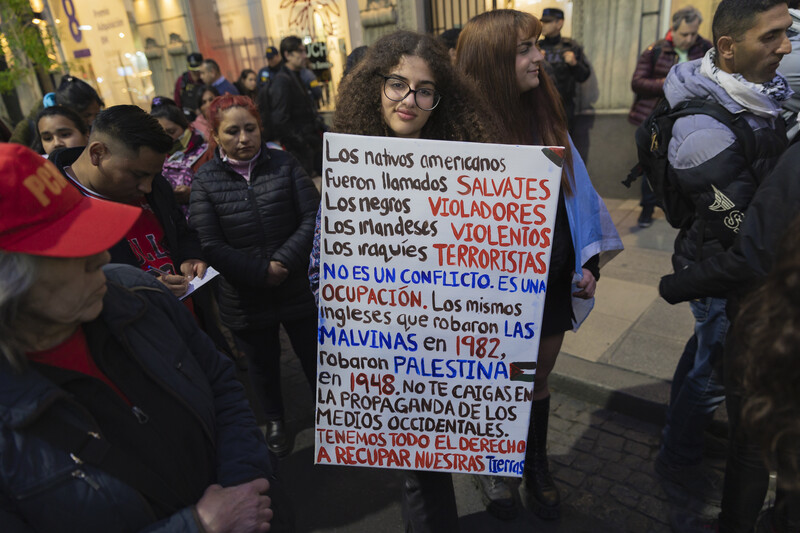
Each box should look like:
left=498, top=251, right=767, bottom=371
left=668, top=99, right=757, bottom=165
left=22, top=411, right=189, bottom=513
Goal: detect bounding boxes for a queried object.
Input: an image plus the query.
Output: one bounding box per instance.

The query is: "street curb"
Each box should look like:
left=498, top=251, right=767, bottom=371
left=550, top=352, right=730, bottom=436
left=550, top=352, right=670, bottom=426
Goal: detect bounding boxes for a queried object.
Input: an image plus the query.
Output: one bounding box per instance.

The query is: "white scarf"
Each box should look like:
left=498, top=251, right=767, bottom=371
left=700, top=48, right=792, bottom=119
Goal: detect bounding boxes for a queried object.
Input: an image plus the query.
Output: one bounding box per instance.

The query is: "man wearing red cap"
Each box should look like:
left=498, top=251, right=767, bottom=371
left=0, top=143, right=290, bottom=531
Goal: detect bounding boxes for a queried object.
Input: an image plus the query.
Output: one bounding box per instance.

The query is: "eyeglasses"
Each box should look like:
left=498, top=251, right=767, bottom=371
left=381, top=76, right=441, bottom=111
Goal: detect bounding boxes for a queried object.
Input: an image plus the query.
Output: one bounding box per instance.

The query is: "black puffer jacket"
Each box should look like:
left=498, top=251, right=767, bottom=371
left=269, top=66, right=320, bottom=150
left=660, top=141, right=800, bottom=305
left=190, top=147, right=320, bottom=329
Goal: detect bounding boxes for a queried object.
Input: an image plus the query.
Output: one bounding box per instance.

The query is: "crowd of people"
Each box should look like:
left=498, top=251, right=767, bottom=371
left=1, top=0, right=800, bottom=532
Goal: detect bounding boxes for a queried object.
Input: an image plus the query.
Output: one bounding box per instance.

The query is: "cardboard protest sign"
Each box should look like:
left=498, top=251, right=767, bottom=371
left=315, top=133, right=564, bottom=476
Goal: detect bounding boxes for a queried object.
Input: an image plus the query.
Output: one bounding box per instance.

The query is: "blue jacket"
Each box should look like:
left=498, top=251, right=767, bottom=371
left=213, top=76, right=240, bottom=97
left=0, top=265, right=272, bottom=532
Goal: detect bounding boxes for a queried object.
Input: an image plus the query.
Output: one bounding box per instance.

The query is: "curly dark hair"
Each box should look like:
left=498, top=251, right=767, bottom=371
left=738, top=213, right=800, bottom=484
left=332, top=30, right=497, bottom=143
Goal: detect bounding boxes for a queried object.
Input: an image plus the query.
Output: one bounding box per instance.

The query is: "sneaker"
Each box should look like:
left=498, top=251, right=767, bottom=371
left=638, top=205, right=655, bottom=228
left=655, top=454, right=723, bottom=507
left=473, top=475, right=518, bottom=521
left=670, top=510, right=719, bottom=533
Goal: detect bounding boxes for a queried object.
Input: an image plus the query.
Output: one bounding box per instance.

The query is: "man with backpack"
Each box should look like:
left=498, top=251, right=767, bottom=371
left=649, top=0, right=793, bottom=519
left=628, top=6, right=712, bottom=227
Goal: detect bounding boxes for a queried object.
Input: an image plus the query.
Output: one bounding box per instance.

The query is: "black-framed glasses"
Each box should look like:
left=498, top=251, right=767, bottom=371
left=381, top=75, right=441, bottom=111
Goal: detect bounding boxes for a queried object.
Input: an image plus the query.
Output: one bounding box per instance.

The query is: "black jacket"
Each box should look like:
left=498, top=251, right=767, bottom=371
left=0, top=265, right=272, bottom=532
left=269, top=66, right=320, bottom=149
left=660, top=141, right=800, bottom=305
left=50, top=147, right=203, bottom=268
left=538, top=35, right=591, bottom=104
left=190, top=147, right=320, bottom=329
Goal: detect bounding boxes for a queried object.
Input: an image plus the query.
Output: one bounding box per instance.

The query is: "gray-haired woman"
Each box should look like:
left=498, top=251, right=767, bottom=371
left=0, top=144, right=289, bottom=532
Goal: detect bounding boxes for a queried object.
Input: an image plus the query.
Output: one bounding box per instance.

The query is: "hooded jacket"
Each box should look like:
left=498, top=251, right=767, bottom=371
left=663, top=58, right=788, bottom=272
left=190, top=147, right=320, bottom=330
left=0, top=265, right=272, bottom=532
left=659, top=141, right=800, bottom=305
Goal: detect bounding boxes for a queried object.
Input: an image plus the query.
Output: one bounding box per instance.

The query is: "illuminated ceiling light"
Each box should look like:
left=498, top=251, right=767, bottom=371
left=118, top=32, right=125, bottom=38
left=32, top=18, right=41, bottom=24
left=125, top=52, right=132, bottom=58
left=55, top=18, right=61, bottom=23
left=97, top=77, right=104, bottom=83
left=78, top=24, right=92, bottom=30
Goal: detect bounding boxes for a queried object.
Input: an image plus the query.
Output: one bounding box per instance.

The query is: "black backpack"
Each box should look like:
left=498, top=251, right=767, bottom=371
left=625, top=98, right=755, bottom=229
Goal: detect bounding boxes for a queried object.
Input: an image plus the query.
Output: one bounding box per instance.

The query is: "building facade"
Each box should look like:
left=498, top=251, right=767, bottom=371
left=1, top=0, right=723, bottom=121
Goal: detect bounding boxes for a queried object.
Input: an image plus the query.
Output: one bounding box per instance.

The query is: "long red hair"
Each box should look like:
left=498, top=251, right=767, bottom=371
left=457, top=9, right=573, bottom=194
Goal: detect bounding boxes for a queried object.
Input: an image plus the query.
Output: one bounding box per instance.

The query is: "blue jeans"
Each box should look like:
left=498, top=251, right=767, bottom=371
left=660, top=297, right=728, bottom=465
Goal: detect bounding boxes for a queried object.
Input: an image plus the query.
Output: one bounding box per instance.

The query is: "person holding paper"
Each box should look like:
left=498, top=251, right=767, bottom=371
left=47, top=105, right=243, bottom=367
left=309, top=30, right=499, bottom=533
left=190, top=94, right=320, bottom=458
left=48, top=105, right=208, bottom=298
left=458, top=9, right=623, bottom=522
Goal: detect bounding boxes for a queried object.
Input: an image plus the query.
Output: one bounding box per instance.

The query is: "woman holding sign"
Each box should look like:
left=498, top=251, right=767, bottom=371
left=190, top=94, right=321, bottom=458
left=310, top=30, right=497, bottom=533
left=457, top=9, right=623, bottom=522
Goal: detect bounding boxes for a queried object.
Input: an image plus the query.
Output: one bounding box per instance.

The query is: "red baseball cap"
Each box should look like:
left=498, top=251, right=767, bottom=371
left=0, top=144, right=141, bottom=258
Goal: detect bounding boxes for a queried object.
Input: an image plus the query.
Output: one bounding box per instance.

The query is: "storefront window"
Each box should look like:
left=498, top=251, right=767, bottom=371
left=48, top=0, right=155, bottom=106
left=264, top=0, right=352, bottom=111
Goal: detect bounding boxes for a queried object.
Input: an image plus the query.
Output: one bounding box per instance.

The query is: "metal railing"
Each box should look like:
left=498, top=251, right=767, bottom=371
left=425, top=0, right=495, bottom=35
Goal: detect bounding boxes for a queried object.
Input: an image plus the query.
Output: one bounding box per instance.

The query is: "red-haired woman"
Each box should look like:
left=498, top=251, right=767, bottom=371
left=457, top=9, right=622, bottom=521
left=190, top=94, right=321, bottom=457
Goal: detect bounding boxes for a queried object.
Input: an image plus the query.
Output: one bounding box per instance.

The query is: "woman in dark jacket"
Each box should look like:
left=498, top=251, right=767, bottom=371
left=190, top=94, right=320, bottom=457
left=458, top=9, right=621, bottom=521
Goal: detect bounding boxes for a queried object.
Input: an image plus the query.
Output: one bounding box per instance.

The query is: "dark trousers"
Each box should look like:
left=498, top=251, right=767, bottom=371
left=641, top=173, right=658, bottom=209
left=232, top=315, right=318, bottom=420
left=402, top=470, right=459, bottom=533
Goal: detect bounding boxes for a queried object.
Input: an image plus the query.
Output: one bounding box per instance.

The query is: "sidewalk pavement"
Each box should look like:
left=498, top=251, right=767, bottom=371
left=268, top=198, right=741, bottom=531
left=551, top=199, right=702, bottom=425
